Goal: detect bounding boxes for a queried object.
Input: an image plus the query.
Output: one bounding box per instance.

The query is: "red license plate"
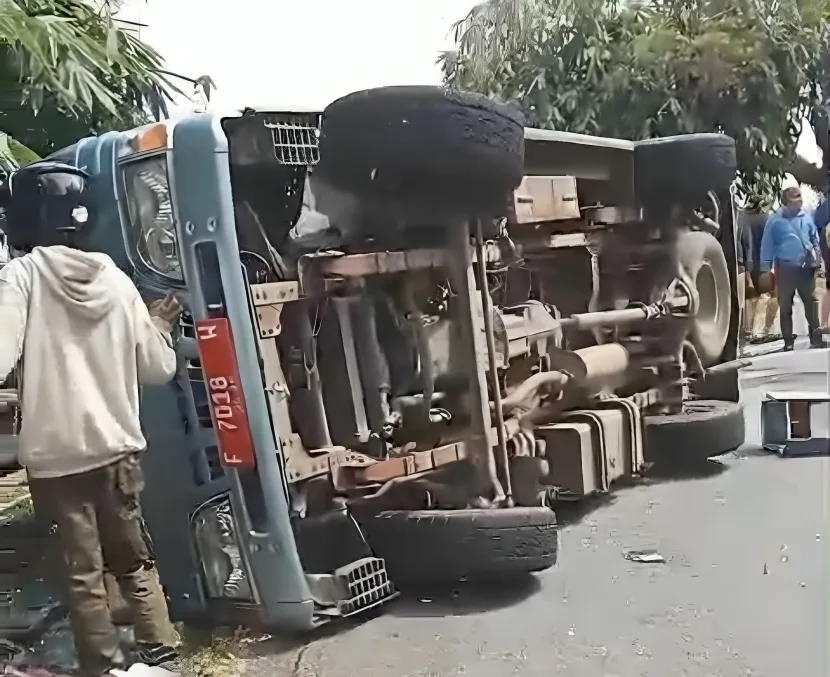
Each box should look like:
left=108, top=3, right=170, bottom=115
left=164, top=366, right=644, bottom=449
left=195, top=318, right=256, bottom=470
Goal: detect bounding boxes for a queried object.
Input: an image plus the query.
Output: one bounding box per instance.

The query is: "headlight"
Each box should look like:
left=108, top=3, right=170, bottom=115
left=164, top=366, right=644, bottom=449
left=122, top=155, right=183, bottom=281
left=144, top=226, right=179, bottom=274
left=191, top=497, right=252, bottom=600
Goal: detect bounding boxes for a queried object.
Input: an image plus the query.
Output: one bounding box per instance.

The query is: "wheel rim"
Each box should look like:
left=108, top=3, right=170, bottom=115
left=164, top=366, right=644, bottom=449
left=695, top=261, right=721, bottom=337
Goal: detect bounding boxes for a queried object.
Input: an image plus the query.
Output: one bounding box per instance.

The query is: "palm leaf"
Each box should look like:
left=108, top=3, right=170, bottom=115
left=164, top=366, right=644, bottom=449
left=0, top=0, right=182, bottom=120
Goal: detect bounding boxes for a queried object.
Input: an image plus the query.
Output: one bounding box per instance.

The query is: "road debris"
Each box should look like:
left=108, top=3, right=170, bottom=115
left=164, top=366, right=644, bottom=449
left=624, top=549, right=666, bottom=564
left=111, top=665, right=179, bottom=677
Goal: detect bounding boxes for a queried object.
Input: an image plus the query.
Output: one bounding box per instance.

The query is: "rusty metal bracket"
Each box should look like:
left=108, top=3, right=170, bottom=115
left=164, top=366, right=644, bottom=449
left=251, top=281, right=300, bottom=338
left=281, top=434, right=339, bottom=483
left=251, top=281, right=300, bottom=307
left=352, top=444, right=466, bottom=485
left=298, top=250, right=447, bottom=297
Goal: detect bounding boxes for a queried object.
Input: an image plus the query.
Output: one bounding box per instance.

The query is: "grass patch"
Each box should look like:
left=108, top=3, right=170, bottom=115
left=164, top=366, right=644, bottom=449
left=4, top=495, right=33, bottom=518
left=176, top=624, right=247, bottom=677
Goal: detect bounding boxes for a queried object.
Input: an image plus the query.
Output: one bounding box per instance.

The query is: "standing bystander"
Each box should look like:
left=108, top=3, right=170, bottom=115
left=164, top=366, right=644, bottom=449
left=0, top=164, right=181, bottom=677
left=735, top=205, right=754, bottom=339
left=759, top=186, right=822, bottom=350
left=812, top=192, right=830, bottom=327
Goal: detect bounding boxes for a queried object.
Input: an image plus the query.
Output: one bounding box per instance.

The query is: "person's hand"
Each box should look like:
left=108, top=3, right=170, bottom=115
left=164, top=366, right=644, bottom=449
left=744, top=271, right=757, bottom=299
left=757, top=272, right=773, bottom=295
left=149, top=291, right=183, bottom=324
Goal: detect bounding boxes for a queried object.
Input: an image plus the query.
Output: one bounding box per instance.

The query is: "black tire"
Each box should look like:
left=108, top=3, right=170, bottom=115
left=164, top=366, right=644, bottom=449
left=677, top=229, right=732, bottom=366
left=634, top=134, right=737, bottom=207
left=357, top=507, right=558, bottom=583
left=316, top=86, right=526, bottom=213
left=643, top=400, right=745, bottom=465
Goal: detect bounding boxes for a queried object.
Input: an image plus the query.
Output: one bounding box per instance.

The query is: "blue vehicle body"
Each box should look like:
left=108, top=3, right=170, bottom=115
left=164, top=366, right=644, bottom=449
left=13, top=113, right=390, bottom=631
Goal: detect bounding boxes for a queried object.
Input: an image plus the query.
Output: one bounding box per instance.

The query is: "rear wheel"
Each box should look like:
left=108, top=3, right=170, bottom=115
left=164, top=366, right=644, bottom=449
left=677, top=229, right=732, bottom=367
left=317, top=86, right=526, bottom=214
left=643, top=400, right=745, bottom=466
left=358, top=507, right=558, bottom=583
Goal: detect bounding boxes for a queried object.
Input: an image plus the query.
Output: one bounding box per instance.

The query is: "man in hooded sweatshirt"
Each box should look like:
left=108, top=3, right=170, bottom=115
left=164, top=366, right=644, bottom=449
left=0, top=234, right=182, bottom=674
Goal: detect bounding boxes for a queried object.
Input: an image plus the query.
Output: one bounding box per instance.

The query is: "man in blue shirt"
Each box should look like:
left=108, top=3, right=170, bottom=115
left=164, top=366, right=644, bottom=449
left=760, top=186, right=821, bottom=350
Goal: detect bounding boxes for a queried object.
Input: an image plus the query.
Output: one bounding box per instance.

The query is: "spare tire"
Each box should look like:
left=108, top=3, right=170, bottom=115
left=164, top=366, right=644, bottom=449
left=644, top=400, right=745, bottom=466
left=634, top=134, right=737, bottom=207
left=357, top=507, right=558, bottom=583
left=677, top=229, right=732, bottom=366
left=316, top=86, right=526, bottom=214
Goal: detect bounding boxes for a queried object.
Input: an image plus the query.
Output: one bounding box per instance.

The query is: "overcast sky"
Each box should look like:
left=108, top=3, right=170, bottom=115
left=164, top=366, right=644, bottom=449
left=115, top=0, right=822, bottom=178
left=117, top=0, right=475, bottom=115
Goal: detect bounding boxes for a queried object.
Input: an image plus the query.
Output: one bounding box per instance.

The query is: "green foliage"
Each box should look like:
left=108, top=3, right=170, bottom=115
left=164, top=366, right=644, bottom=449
left=8, top=135, right=39, bottom=164
left=0, top=130, right=38, bottom=170
left=442, top=0, right=826, bottom=201
left=0, top=0, right=182, bottom=158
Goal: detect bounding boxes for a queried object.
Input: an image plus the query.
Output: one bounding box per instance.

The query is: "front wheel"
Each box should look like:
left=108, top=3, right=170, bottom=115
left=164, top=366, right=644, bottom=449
left=357, top=507, right=559, bottom=584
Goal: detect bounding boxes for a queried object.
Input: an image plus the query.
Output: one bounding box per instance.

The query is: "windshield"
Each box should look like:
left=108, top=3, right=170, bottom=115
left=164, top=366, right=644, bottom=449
left=122, top=154, right=182, bottom=281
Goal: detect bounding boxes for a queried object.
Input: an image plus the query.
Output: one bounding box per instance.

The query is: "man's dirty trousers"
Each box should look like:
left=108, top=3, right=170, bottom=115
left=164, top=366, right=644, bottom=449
left=29, top=454, right=175, bottom=677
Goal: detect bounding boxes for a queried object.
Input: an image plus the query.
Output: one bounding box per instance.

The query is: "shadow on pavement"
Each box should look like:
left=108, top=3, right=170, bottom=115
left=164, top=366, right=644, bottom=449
left=642, top=457, right=729, bottom=484
left=233, top=576, right=545, bottom=668
left=239, top=577, right=541, bottom=655
left=387, top=575, right=542, bottom=618
left=237, top=577, right=541, bottom=657
left=553, top=457, right=728, bottom=529
left=734, top=445, right=770, bottom=458
left=237, top=620, right=363, bottom=659
left=555, top=493, right=616, bottom=528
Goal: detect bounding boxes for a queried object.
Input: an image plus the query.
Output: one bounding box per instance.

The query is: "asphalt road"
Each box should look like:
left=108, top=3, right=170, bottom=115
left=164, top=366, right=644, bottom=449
left=247, top=347, right=830, bottom=677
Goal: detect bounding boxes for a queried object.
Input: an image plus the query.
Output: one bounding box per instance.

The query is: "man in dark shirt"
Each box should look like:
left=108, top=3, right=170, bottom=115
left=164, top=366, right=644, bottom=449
left=736, top=209, right=754, bottom=336
left=813, top=193, right=830, bottom=327
left=738, top=201, right=774, bottom=340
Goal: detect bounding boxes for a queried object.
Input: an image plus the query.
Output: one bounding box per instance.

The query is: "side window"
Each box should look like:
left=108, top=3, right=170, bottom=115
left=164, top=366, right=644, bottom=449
left=122, top=155, right=182, bottom=281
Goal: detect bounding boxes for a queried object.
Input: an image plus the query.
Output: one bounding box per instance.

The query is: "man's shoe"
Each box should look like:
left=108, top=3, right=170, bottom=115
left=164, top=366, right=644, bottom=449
left=782, top=342, right=795, bottom=352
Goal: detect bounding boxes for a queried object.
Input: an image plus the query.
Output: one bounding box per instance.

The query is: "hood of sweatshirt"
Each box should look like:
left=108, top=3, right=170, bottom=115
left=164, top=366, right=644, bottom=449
left=28, top=246, right=117, bottom=321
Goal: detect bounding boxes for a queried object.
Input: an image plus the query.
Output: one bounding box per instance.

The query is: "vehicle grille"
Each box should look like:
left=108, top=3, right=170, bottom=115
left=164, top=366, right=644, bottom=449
left=263, top=114, right=321, bottom=166
left=335, top=557, right=397, bottom=616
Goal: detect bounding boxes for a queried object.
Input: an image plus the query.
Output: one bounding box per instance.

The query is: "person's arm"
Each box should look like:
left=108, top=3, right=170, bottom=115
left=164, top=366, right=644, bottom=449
left=809, top=215, right=820, bottom=249
left=0, top=259, right=30, bottom=381
left=815, top=200, right=830, bottom=233
left=135, top=292, right=179, bottom=386
left=759, top=217, right=776, bottom=273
